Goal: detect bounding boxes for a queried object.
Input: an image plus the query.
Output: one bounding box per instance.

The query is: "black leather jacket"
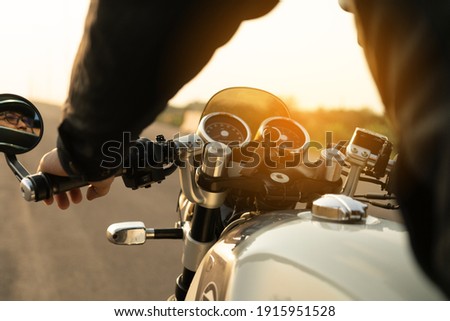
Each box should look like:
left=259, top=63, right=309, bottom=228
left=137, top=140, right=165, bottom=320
left=57, top=0, right=279, bottom=180
left=348, top=0, right=450, bottom=298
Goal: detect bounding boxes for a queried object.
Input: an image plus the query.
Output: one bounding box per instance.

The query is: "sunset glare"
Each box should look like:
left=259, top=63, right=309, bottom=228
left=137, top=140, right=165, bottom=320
left=0, top=0, right=384, bottom=113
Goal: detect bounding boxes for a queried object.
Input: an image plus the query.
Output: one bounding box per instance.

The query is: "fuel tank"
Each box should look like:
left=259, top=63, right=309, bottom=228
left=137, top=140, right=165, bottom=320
left=185, top=210, right=444, bottom=300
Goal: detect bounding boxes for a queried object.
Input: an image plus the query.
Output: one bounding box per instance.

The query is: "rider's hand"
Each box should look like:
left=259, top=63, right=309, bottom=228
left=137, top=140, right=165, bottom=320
left=37, top=148, right=114, bottom=210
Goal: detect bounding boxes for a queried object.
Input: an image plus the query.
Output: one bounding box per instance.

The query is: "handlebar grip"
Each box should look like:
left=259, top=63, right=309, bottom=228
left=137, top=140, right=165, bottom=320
left=20, top=172, right=89, bottom=202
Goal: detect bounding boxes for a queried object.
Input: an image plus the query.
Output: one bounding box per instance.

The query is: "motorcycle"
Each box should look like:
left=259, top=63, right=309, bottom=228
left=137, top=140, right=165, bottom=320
left=0, top=88, right=444, bottom=300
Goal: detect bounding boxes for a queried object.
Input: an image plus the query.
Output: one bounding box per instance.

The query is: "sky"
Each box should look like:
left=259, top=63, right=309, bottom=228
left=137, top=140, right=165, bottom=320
left=0, top=0, right=384, bottom=113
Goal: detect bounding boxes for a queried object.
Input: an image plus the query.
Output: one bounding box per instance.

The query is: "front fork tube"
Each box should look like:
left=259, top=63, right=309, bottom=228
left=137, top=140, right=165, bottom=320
left=175, top=205, right=220, bottom=301
left=174, top=140, right=229, bottom=300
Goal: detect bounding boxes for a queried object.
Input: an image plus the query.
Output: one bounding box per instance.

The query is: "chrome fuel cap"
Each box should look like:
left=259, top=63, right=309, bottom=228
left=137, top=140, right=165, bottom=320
left=312, top=194, right=368, bottom=222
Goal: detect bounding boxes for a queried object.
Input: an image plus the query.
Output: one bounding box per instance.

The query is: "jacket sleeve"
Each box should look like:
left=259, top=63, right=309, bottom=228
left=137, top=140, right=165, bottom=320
left=349, top=0, right=450, bottom=297
left=57, top=0, right=279, bottom=181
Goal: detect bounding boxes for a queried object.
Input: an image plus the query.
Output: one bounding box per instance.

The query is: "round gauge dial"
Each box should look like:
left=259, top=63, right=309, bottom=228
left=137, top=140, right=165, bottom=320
left=198, top=112, right=251, bottom=145
left=277, top=125, right=306, bottom=150
left=257, top=117, right=310, bottom=151
left=205, top=122, right=244, bottom=143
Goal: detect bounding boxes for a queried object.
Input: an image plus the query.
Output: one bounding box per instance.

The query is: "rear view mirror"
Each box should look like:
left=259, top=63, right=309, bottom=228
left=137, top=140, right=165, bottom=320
left=0, top=94, right=43, bottom=154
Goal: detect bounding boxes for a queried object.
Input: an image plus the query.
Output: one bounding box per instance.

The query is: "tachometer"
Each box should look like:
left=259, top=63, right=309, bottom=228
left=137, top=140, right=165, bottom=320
left=256, top=117, right=310, bottom=152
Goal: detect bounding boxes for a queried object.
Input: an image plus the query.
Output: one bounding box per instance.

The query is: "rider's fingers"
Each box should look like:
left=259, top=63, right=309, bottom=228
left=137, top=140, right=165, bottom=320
left=69, top=188, right=83, bottom=204
left=55, top=193, right=70, bottom=210
left=38, top=148, right=73, bottom=207
left=44, top=197, right=54, bottom=206
left=86, top=177, right=114, bottom=201
left=43, top=190, right=81, bottom=208
left=86, top=186, right=106, bottom=201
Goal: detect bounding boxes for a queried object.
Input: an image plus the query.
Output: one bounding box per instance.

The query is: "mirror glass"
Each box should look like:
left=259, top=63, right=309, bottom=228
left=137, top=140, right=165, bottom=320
left=0, top=93, right=44, bottom=154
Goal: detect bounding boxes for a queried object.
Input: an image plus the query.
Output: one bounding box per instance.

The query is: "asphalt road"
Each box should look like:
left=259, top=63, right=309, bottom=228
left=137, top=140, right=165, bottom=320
left=0, top=102, right=402, bottom=301
left=0, top=103, right=183, bottom=300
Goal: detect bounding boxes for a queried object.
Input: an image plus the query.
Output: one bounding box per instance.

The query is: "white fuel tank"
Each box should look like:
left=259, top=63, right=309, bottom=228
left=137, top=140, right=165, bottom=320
left=186, top=210, right=444, bottom=300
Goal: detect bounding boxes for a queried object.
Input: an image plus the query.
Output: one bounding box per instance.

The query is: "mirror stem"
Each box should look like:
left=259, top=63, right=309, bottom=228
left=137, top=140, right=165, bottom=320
left=5, top=154, right=30, bottom=181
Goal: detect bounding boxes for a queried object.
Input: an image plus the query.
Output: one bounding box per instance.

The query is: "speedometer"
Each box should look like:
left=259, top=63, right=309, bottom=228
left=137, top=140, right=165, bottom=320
left=205, top=122, right=244, bottom=143
left=197, top=112, right=251, bottom=146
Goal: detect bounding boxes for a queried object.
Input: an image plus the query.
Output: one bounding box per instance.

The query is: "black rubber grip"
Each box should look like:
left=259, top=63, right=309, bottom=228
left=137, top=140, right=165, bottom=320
left=22, top=173, right=88, bottom=202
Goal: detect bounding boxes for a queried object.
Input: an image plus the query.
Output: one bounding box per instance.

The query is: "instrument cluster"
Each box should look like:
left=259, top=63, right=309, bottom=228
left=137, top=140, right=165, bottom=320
left=197, top=112, right=310, bottom=152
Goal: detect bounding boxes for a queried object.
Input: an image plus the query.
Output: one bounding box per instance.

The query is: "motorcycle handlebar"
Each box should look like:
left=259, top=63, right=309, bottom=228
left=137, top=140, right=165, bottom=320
left=19, top=136, right=180, bottom=202
left=20, top=172, right=89, bottom=202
